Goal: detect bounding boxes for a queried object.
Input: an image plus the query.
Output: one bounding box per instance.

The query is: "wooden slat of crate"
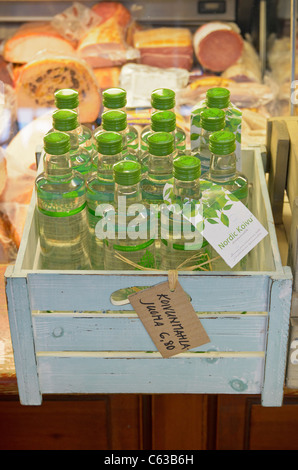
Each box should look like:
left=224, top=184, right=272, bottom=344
left=286, top=120, right=298, bottom=213
left=36, top=353, right=265, bottom=395
left=287, top=197, right=298, bottom=293
left=26, top=272, right=271, bottom=313
left=32, top=313, right=268, bottom=352
left=266, top=119, right=290, bottom=224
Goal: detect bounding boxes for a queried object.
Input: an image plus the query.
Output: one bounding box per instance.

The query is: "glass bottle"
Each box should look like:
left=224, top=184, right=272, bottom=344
left=95, top=109, right=138, bottom=156
left=51, top=109, right=92, bottom=179
left=35, top=131, right=90, bottom=270
left=203, top=130, right=249, bottom=270
left=140, top=110, right=186, bottom=155
left=140, top=88, right=185, bottom=157
left=54, top=88, right=93, bottom=151
left=141, top=131, right=175, bottom=208
left=104, top=160, right=155, bottom=270
left=160, top=155, right=212, bottom=271
left=193, top=108, right=225, bottom=176
left=86, top=131, right=123, bottom=269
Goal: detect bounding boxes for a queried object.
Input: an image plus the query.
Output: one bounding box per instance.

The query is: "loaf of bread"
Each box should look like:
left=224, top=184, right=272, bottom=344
left=15, top=54, right=101, bottom=122
left=3, top=22, right=75, bottom=64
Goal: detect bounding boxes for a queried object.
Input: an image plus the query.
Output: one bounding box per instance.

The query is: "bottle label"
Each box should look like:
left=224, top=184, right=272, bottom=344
left=163, top=179, right=268, bottom=269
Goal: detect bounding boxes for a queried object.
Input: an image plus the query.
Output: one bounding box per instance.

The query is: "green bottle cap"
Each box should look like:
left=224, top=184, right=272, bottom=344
left=151, top=88, right=175, bottom=110
left=102, top=110, right=127, bottom=132
left=209, top=130, right=236, bottom=155
left=173, top=155, right=201, bottom=181
left=102, top=87, right=127, bottom=109
left=44, top=131, right=71, bottom=155
left=96, top=131, right=123, bottom=155
left=201, top=108, right=225, bottom=131
left=147, top=132, right=174, bottom=156
left=113, top=160, right=141, bottom=185
left=52, top=109, right=78, bottom=131
left=206, top=87, right=230, bottom=109
left=151, top=110, right=176, bottom=132
left=54, top=89, right=79, bottom=109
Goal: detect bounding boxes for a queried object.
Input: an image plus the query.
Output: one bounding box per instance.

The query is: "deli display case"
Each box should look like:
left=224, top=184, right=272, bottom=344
left=1, top=0, right=298, bottom=450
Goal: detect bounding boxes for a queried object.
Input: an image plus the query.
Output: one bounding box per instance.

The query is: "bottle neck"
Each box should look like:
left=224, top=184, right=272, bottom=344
left=97, top=152, right=123, bottom=181
left=209, top=152, right=237, bottom=182
left=114, top=182, right=142, bottom=206
left=151, top=127, right=175, bottom=142
left=44, top=152, right=72, bottom=181
left=148, top=152, right=173, bottom=182
left=173, top=178, right=201, bottom=201
left=103, top=106, right=127, bottom=113
left=152, top=107, right=175, bottom=114
left=102, top=127, right=128, bottom=147
left=200, top=129, right=213, bottom=152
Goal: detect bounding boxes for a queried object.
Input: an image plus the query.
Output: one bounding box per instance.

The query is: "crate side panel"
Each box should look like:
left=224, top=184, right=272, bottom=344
left=32, top=315, right=268, bottom=352
left=37, top=355, right=264, bottom=395
left=27, top=273, right=271, bottom=312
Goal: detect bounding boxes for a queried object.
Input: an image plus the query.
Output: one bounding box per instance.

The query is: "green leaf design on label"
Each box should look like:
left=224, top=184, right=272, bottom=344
left=207, top=218, right=218, bottom=224
left=227, top=193, right=240, bottom=202
left=220, top=212, right=229, bottom=227
left=190, top=133, right=200, bottom=141
left=196, top=220, right=205, bottom=233
left=223, top=204, right=233, bottom=211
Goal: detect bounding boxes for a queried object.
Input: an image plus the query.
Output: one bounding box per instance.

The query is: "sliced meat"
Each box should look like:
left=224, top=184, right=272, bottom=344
left=193, top=22, right=243, bottom=72
left=91, top=1, right=132, bottom=29
left=77, top=17, right=129, bottom=68
left=133, top=27, right=193, bottom=71
left=3, top=22, right=75, bottom=64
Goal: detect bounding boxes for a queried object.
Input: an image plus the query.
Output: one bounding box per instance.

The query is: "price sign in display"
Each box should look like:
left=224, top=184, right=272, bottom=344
left=128, top=281, right=210, bottom=358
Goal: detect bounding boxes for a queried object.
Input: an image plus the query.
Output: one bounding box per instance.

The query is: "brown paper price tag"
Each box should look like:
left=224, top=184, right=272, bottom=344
left=128, top=280, right=210, bottom=358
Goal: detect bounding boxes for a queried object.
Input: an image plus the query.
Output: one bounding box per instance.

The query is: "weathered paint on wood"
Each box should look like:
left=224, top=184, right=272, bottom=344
left=5, top=266, right=41, bottom=405
left=36, top=355, right=265, bottom=395
left=32, top=314, right=268, bottom=352
left=27, top=272, right=271, bottom=313
left=261, top=270, right=293, bottom=406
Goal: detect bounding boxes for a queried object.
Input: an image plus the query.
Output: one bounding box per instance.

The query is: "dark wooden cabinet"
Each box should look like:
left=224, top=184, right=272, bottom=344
left=2, top=393, right=298, bottom=450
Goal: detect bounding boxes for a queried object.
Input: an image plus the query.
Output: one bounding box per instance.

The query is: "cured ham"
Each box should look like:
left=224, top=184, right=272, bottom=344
left=3, top=22, right=75, bottom=64
left=133, top=27, right=193, bottom=71
left=91, top=1, right=132, bottom=29
left=193, top=22, right=243, bottom=72
left=77, top=16, right=130, bottom=68
left=15, top=54, right=101, bottom=123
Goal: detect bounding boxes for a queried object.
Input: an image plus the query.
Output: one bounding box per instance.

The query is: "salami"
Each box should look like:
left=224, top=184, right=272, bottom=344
left=193, top=22, right=243, bottom=72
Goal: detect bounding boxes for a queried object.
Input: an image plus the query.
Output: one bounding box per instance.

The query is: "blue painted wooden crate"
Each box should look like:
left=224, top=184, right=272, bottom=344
left=5, top=147, right=292, bottom=406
